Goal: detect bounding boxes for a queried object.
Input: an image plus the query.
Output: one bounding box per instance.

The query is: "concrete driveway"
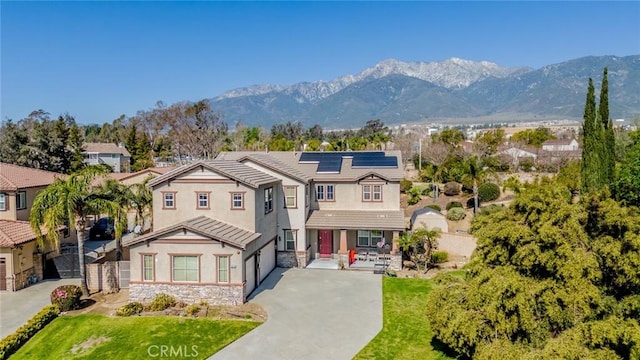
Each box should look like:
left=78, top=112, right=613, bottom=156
left=212, top=268, right=382, bottom=360
left=0, top=278, right=80, bottom=338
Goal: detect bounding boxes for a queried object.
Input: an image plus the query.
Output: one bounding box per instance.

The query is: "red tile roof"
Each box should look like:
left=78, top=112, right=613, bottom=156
left=0, top=163, right=64, bottom=191
left=0, top=220, right=51, bottom=247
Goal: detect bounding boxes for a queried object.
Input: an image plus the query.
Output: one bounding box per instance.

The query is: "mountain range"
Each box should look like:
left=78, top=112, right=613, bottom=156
left=209, top=55, right=640, bottom=128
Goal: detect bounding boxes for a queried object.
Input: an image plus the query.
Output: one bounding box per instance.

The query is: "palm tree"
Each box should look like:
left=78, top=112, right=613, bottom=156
left=96, top=179, right=131, bottom=261
left=462, top=155, right=494, bottom=216
left=129, top=176, right=153, bottom=231
left=30, top=167, right=119, bottom=296
left=398, top=224, right=441, bottom=271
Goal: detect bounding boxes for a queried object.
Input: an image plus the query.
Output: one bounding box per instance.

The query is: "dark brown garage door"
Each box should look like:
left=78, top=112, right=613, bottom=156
left=0, top=258, right=6, bottom=291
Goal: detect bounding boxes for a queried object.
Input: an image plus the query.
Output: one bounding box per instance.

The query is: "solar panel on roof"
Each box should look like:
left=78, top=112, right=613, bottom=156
left=299, top=151, right=397, bottom=172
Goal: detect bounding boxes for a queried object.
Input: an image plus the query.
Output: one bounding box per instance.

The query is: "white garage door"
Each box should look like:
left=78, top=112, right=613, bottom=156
left=259, top=240, right=276, bottom=282
left=245, top=255, right=256, bottom=297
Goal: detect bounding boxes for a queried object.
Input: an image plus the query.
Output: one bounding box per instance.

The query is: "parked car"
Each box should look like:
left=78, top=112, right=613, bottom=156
left=89, top=217, right=115, bottom=240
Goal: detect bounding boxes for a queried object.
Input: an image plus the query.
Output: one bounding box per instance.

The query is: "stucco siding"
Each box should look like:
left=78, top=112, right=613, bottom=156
left=152, top=174, right=258, bottom=232
left=129, top=240, right=243, bottom=285
left=311, top=182, right=400, bottom=211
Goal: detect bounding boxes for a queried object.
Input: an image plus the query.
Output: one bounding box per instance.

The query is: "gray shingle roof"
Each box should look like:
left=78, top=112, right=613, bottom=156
left=122, top=216, right=261, bottom=249
left=305, top=210, right=406, bottom=231
left=239, top=153, right=312, bottom=183
left=147, top=160, right=279, bottom=188
left=217, top=151, right=404, bottom=182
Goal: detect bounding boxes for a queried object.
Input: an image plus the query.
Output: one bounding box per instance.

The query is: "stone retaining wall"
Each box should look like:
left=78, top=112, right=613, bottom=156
left=277, top=250, right=310, bottom=268
left=129, top=283, right=244, bottom=305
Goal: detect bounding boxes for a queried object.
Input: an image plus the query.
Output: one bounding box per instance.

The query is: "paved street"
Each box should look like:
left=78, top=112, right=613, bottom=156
left=211, top=268, right=382, bottom=360
left=0, top=278, right=80, bottom=338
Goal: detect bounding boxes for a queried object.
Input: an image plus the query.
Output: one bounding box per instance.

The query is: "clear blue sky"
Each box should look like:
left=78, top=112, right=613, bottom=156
left=2, top=1, right=639, bottom=125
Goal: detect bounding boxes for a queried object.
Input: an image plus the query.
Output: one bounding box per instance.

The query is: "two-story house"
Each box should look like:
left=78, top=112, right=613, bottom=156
left=218, top=151, right=406, bottom=269
left=122, top=161, right=281, bottom=305
left=124, top=151, right=405, bottom=305
left=0, top=163, right=72, bottom=291
left=83, top=142, right=131, bottom=173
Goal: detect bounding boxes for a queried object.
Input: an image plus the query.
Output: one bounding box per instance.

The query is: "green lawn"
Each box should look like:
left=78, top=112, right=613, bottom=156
left=355, top=277, right=455, bottom=360
left=12, top=314, right=259, bottom=360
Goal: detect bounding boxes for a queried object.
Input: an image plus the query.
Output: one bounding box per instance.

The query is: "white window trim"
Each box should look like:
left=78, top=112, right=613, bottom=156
left=142, top=254, right=154, bottom=282
left=217, top=255, right=230, bottom=283
left=0, top=193, right=6, bottom=211
left=172, top=255, right=199, bottom=282
left=316, top=184, right=335, bottom=202
left=284, top=186, right=297, bottom=208
left=284, top=230, right=296, bottom=251
left=232, top=192, right=244, bottom=209
left=357, top=230, right=384, bottom=247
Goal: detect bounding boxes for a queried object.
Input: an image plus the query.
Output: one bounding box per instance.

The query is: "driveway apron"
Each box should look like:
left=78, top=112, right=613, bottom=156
left=211, top=268, right=382, bottom=360
left=0, top=278, right=80, bottom=338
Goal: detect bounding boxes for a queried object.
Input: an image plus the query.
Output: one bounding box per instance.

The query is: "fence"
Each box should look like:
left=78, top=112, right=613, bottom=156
left=86, top=260, right=129, bottom=294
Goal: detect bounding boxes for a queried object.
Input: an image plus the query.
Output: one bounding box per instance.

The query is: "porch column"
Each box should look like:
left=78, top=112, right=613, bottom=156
left=338, top=229, right=348, bottom=254
left=392, top=230, right=400, bottom=255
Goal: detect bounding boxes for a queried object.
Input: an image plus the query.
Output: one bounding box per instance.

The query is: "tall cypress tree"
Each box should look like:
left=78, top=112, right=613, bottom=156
left=599, top=67, right=615, bottom=184
left=581, top=78, right=599, bottom=193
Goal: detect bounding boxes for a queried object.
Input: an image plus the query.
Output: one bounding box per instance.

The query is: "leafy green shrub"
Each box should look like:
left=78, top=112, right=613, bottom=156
left=443, top=182, right=461, bottom=196
left=430, top=251, right=449, bottom=264
left=0, top=304, right=59, bottom=359
left=50, top=285, right=82, bottom=312
left=407, top=186, right=426, bottom=205
left=480, top=204, right=505, bottom=215
left=446, top=201, right=463, bottom=210
left=199, top=300, right=209, bottom=307
left=185, top=305, right=201, bottom=317
left=148, top=293, right=176, bottom=311
left=426, top=204, right=441, bottom=212
left=400, top=178, right=413, bottom=193
left=478, top=182, right=500, bottom=202
left=115, top=302, right=143, bottom=317
left=446, top=207, right=466, bottom=221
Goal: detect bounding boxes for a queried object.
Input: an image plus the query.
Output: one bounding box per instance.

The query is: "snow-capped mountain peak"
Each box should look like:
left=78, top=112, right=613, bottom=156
left=215, top=58, right=529, bottom=101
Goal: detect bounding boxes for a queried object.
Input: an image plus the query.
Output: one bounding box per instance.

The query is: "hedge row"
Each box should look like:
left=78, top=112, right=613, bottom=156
left=0, top=304, right=60, bottom=360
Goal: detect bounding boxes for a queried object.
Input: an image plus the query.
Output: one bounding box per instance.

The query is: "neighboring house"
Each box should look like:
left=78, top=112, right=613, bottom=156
left=83, top=143, right=131, bottom=173
left=500, top=146, right=539, bottom=160
left=542, top=138, right=579, bottom=152
left=0, top=163, right=73, bottom=291
left=105, top=167, right=175, bottom=186
left=124, top=151, right=405, bottom=305
left=409, top=207, right=448, bottom=233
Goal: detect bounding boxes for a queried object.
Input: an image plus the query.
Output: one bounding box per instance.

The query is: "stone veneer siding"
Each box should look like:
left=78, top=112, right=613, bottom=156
left=388, top=254, right=402, bottom=271
left=130, top=283, right=244, bottom=305
left=277, top=250, right=310, bottom=268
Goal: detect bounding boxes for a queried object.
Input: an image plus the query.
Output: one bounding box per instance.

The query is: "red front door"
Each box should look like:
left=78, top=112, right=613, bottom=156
left=319, top=230, right=333, bottom=258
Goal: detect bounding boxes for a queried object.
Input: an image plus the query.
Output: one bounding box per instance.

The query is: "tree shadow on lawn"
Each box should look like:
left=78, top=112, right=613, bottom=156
left=431, top=337, right=465, bottom=359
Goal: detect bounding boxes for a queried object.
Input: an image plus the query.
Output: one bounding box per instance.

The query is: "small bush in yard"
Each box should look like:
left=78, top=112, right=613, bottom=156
left=115, top=302, right=143, bottom=317
left=480, top=204, right=505, bottom=215
left=148, top=293, right=176, bottom=311
left=0, top=304, right=59, bottom=359
left=478, top=182, right=500, bottom=202
left=50, top=285, right=82, bottom=311
left=443, top=182, right=461, bottom=196
left=425, top=204, right=441, bottom=212
left=430, top=251, right=449, bottom=264
left=446, top=201, right=463, bottom=210
left=400, top=178, right=413, bottom=193
left=447, top=207, right=466, bottom=221
left=185, top=305, right=201, bottom=317
left=407, top=186, right=425, bottom=205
